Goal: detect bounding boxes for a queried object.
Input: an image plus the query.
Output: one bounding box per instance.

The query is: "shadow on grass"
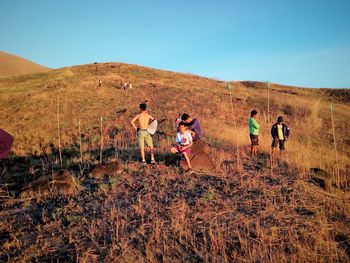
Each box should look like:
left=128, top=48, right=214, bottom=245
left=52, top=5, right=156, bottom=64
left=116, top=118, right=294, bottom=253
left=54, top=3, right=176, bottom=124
left=0, top=144, right=180, bottom=197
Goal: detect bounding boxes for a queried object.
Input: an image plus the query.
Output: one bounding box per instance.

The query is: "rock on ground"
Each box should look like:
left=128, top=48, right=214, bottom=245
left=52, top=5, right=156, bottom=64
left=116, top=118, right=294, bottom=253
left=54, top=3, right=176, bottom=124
left=19, top=170, right=81, bottom=198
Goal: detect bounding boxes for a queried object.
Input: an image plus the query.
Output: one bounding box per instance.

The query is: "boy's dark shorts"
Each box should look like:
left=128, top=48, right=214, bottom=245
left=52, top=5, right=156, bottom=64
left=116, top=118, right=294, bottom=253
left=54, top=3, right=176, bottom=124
left=272, top=138, right=285, bottom=150
left=250, top=134, right=259, bottom=146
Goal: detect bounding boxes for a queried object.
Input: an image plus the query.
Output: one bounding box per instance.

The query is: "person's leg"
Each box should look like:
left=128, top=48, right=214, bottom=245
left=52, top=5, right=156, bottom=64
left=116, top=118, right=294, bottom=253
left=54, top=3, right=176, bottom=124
left=183, top=153, right=192, bottom=169
left=150, top=146, right=155, bottom=163
left=171, top=146, right=179, bottom=153
left=138, top=132, right=146, bottom=163
left=279, top=140, right=285, bottom=158
left=140, top=148, right=146, bottom=162
left=254, top=135, right=259, bottom=156
left=253, top=146, right=258, bottom=156
left=145, top=133, right=155, bottom=162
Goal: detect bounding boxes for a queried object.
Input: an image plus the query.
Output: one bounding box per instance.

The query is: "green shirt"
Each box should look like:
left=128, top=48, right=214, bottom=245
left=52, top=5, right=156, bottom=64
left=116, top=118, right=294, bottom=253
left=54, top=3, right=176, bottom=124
left=249, top=117, right=260, bottom=135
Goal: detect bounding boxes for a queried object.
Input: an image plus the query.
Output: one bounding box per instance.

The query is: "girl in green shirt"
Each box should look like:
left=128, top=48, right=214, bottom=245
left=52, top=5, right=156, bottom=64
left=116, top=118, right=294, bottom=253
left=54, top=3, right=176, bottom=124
left=249, top=110, right=260, bottom=156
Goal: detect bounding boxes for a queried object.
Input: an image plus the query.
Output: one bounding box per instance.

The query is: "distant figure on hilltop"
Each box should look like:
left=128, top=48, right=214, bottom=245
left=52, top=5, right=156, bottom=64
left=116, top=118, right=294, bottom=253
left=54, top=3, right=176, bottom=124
left=98, top=79, right=102, bottom=87
left=249, top=110, right=260, bottom=156
left=123, top=82, right=128, bottom=90
left=131, top=103, right=156, bottom=165
left=271, top=116, right=290, bottom=156
left=181, top=113, right=203, bottom=141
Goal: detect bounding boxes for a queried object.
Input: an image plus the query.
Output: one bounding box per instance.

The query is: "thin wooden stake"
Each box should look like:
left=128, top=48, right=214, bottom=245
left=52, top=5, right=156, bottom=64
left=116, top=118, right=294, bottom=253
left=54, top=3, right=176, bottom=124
left=78, top=118, right=83, bottom=163
left=267, top=81, right=270, bottom=125
left=330, top=103, right=340, bottom=188
left=57, top=96, right=63, bottom=168
left=267, top=82, right=273, bottom=173
left=100, top=116, right=103, bottom=164
left=228, top=81, right=240, bottom=173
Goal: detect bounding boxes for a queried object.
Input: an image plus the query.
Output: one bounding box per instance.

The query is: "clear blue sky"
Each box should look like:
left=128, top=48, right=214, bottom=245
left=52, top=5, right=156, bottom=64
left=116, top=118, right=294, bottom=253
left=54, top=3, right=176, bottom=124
left=1, top=0, right=349, bottom=88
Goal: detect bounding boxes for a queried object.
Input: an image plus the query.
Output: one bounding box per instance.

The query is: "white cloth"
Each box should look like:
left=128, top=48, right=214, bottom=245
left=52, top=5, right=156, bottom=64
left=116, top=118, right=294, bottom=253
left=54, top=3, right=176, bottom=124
left=176, top=131, right=192, bottom=146
left=147, top=119, right=158, bottom=135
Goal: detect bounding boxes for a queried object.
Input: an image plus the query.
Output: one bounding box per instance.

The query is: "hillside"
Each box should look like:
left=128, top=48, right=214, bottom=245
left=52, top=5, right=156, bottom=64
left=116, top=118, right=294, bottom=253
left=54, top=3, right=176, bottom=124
left=0, top=51, right=50, bottom=78
left=0, top=62, right=350, bottom=262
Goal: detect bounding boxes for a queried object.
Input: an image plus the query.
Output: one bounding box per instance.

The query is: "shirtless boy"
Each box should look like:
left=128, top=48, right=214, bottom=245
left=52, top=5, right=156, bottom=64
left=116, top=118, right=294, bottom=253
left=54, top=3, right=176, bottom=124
left=131, top=103, right=156, bottom=164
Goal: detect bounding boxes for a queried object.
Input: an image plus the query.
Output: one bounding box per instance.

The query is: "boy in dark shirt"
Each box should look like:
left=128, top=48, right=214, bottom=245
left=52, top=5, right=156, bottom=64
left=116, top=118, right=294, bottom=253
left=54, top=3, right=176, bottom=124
left=181, top=113, right=203, bottom=141
left=271, top=116, right=290, bottom=155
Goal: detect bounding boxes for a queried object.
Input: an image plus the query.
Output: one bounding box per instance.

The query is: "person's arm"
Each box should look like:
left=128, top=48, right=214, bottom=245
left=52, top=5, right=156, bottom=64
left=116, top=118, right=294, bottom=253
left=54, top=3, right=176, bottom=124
left=186, top=121, right=197, bottom=137
left=253, top=118, right=260, bottom=129
left=176, top=134, right=181, bottom=144
left=149, top=114, right=155, bottom=122
left=182, top=140, right=193, bottom=150
left=271, top=125, right=275, bottom=138
left=285, top=125, right=290, bottom=139
left=131, top=115, right=139, bottom=130
left=189, top=130, right=197, bottom=138
left=187, top=119, right=197, bottom=131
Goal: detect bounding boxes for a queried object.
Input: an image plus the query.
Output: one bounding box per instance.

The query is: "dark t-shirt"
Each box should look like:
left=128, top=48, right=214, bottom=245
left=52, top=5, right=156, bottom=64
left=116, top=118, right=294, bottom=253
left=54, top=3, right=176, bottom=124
left=0, top=129, right=14, bottom=159
left=185, top=118, right=203, bottom=140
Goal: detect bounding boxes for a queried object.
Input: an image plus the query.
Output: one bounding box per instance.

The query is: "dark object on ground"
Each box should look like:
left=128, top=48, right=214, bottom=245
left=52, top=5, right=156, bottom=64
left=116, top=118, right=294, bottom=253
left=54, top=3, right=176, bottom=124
left=0, top=129, right=14, bottom=159
left=19, top=170, right=81, bottom=198
left=158, top=118, right=167, bottom=124
left=90, top=160, right=123, bottom=180
left=309, top=168, right=333, bottom=191
left=116, top=109, right=127, bottom=116
left=107, top=127, right=120, bottom=139
left=335, top=233, right=350, bottom=258
left=180, top=140, right=215, bottom=173
left=0, top=158, right=10, bottom=176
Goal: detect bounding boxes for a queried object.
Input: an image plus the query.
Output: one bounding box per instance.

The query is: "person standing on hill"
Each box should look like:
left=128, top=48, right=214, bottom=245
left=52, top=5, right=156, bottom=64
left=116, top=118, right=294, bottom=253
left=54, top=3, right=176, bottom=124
left=249, top=110, right=260, bottom=156
left=271, top=116, right=290, bottom=155
left=131, top=103, right=156, bottom=165
left=181, top=113, right=203, bottom=141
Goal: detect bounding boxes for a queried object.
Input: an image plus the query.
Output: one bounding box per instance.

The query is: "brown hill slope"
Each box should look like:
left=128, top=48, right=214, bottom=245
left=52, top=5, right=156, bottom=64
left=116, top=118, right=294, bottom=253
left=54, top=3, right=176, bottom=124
left=0, top=51, right=50, bottom=77
left=0, top=62, right=349, bottom=261
left=0, top=62, right=349, bottom=174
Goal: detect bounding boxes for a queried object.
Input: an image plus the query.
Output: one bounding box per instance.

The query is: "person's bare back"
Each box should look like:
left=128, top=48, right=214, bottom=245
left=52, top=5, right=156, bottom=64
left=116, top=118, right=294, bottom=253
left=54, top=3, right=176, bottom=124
left=139, top=112, right=153, bottom=129
left=131, top=112, right=154, bottom=130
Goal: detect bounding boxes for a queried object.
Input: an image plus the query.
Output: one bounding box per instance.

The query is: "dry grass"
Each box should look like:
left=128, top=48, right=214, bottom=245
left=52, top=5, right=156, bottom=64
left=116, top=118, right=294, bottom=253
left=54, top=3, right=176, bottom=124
left=0, top=62, right=350, bottom=262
